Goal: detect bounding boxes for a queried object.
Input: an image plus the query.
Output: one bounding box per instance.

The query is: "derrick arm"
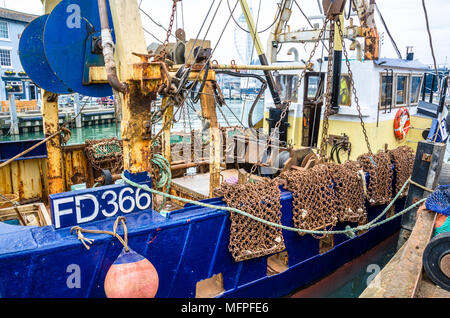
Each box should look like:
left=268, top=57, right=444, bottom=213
left=351, top=0, right=379, bottom=60
left=267, top=0, right=294, bottom=63
left=238, top=0, right=282, bottom=107
left=268, top=0, right=380, bottom=61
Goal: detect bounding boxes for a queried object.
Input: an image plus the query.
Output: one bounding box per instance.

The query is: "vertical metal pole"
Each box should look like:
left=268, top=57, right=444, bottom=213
left=430, top=74, right=436, bottom=103
left=108, top=0, right=152, bottom=174
left=200, top=73, right=221, bottom=197
left=239, top=0, right=282, bottom=107
left=41, top=0, right=65, bottom=195
left=331, top=14, right=344, bottom=112
left=161, top=97, right=173, bottom=163
left=8, top=94, right=19, bottom=135
left=73, top=93, right=82, bottom=128
left=42, top=91, right=64, bottom=195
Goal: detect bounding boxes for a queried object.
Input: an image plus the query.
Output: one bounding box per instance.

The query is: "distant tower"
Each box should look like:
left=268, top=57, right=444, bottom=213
left=233, top=4, right=254, bottom=65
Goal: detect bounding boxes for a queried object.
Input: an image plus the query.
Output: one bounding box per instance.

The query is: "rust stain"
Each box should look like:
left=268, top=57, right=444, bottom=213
left=122, top=80, right=155, bottom=174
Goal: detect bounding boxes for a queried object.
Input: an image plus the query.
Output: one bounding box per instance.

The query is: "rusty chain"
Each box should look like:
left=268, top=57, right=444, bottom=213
left=336, top=19, right=373, bottom=154
left=319, top=19, right=335, bottom=158
left=247, top=18, right=330, bottom=179
left=160, top=0, right=178, bottom=58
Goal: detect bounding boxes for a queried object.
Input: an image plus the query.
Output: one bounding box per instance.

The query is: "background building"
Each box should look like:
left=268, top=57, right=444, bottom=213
left=0, top=7, right=38, bottom=101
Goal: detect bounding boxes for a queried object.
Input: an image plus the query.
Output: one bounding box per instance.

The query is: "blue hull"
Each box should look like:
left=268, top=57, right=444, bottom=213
left=0, top=190, right=404, bottom=298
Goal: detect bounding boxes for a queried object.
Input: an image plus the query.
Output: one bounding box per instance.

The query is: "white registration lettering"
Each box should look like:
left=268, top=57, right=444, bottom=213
left=119, top=187, right=135, bottom=213
left=52, top=197, right=74, bottom=229
left=135, top=188, right=151, bottom=210
left=75, top=194, right=99, bottom=224
left=101, top=190, right=119, bottom=217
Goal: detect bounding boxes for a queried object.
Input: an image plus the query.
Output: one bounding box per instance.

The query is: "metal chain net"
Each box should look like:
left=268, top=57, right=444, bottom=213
left=357, top=151, right=393, bottom=205
left=388, top=146, right=415, bottom=198
left=220, top=180, right=286, bottom=262
left=329, top=161, right=368, bottom=224
left=84, top=138, right=124, bottom=174
left=281, top=162, right=367, bottom=235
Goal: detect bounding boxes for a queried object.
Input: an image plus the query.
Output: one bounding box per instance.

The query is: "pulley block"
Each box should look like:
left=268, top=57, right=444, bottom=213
left=19, top=15, right=72, bottom=94
left=19, top=0, right=116, bottom=97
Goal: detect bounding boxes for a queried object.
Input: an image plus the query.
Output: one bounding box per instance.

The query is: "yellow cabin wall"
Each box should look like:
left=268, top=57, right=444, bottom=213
left=316, top=115, right=431, bottom=160
left=264, top=111, right=432, bottom=160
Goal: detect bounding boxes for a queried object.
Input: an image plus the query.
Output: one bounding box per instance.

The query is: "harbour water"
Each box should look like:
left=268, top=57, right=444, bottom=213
left=0, top=99, right=265, bottom=145
left=290, top=233, right=399, bottom=298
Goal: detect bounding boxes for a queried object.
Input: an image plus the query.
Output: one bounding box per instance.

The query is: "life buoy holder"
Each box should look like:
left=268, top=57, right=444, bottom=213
left=394, top=107, right=411, bottom=140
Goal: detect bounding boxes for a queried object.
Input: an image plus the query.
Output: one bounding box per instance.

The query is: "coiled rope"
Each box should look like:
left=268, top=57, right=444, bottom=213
left=121, top=173, right=426, bottom=238
left=151, top=154, right=172, bottom=212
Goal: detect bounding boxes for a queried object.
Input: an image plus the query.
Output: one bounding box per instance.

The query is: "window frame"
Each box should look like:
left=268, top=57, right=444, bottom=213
left=409, top=74, right=424, bottom=106
left=0, top=47, right=12, bottom=68
left=0, top=21, right=10, bottom=41
left=378, top=71, right=394, bottom=111
left=275, top=74, right=299, bottom=103
left=393, top=73, right=410, bottom=107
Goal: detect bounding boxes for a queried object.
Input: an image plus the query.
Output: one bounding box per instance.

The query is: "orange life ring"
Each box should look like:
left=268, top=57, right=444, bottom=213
left=394, top=107, right=410, bottom=140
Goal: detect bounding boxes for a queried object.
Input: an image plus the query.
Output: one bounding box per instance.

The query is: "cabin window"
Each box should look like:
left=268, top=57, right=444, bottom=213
left=339, top=74, right=352, bottom=106
left=275, top=75, right=299, bottom=103
left=410, top=75, right=423, bottom=105
left=306, top=75, right=320, bottom=100
left=395, top=75, right=408, bottom=106
left=379, top=73, right=393, bottom=110
left=0, top=21, right=9, bottom=40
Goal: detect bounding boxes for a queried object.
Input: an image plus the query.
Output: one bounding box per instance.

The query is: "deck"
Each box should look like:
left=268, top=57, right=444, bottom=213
left=360, top=205, right=450, bottom=298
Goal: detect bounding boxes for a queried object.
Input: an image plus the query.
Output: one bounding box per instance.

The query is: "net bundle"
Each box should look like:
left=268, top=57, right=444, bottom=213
left=220, top=180, right=286, bottom=262
left=388, top=146, right=415, bottom=198
left=426, top=185, right=450, bottom=217
left=84, top=138, right=124, bottom=174
left=281, top=162, right=367, bottom=235
left=357, top=151, right=394, bottom=205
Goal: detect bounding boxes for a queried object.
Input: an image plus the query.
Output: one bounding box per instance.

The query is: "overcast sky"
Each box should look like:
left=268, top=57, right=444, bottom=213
left=3, top=0, right=449, bottom=66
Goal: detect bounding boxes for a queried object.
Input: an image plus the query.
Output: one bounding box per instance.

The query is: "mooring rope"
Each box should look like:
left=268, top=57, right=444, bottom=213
left=70, top=216, right=129, bottom=251
left=121, top=173, right=427, bottom=238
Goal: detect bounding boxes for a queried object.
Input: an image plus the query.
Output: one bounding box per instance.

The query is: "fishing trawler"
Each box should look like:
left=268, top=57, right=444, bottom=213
left=0, top=0, right=448, bottom=299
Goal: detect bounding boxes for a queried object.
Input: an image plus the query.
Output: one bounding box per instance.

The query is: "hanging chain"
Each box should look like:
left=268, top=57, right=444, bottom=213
left=160, top=0, right=178, bottom=58
left=319, top=20, right=335, bottom=158
left=246, top=19, right=330, bottom=179
left=336, top=19, right=373, bottom=155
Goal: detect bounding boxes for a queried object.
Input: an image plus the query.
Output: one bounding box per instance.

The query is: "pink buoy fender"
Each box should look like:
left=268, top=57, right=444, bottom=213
left=104, top=247, right=159, bottom=298
left=71, top=216, right=159, bottom=298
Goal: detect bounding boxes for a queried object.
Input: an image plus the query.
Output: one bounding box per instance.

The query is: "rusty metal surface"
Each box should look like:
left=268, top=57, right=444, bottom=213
left=63, top=145, right=90, bottom=190
left=0, top=158, right=48, bottom=202
left=42, top=91, right=64, bottom=195
left=199, top=79, right=221, bottom=197
left=121, top=81, right=154, bottom=174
